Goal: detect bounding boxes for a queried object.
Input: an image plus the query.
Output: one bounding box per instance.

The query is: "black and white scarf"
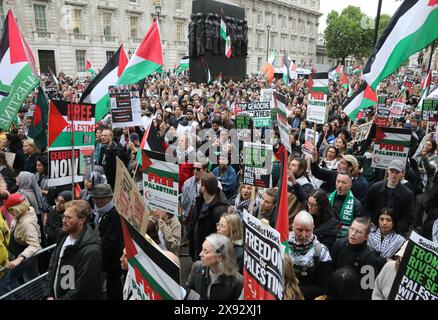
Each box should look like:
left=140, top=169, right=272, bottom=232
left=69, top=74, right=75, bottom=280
left=367, top=227, right=406, bottom=259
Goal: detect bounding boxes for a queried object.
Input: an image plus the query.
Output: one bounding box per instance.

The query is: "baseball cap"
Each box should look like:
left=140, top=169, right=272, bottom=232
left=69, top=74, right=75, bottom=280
left=341, top=154, right=358, bottom=168
left=388, top=159, right=405, bottom=172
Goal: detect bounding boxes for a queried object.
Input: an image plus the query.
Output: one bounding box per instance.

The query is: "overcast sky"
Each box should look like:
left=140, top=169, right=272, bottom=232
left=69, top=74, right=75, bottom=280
left=318, top=0, right=402, bottom=33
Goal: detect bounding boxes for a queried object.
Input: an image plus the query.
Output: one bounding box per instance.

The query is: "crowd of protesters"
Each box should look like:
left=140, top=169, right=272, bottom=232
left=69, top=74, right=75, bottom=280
left=0, top=65, right=437, bottom=300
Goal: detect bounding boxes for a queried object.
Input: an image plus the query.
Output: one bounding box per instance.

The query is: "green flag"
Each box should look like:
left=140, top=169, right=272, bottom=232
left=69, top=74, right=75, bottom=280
left=28, top=87, right=48, bottom=151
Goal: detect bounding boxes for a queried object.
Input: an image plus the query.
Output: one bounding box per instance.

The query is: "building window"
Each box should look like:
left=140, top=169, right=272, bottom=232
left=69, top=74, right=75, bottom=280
left=175, top=0, right=182, bottom=11
left=271, top=14, right=275, bottom=28
left=0, top=0, right=5, bottom=30
left=291, top=17, right=296, bottom=32
left=256, top=33, right=262, bottom=48
left=72, top=9, right=82, bottom=34
left=291, top=37, right=296, bottom=52
left=308, top=22, right=312, bottom=36
left=103, top=12, right=112, bottom=37
left=106, top=51, right=114, bottom=62
left=130, top=16, right=138, bottom=39
left=130, top=0, right=137, bottom=3
left=300, top=20, right=305, bottom=34
left=257, top=57, right=262, bottom=71
left=176, top=22, right=184, bottom=42
left=34, top=4, right=47, bottom=32
left=271, top=35, right=276, bottom=50
left=311, top=0, right=316, bottom=8
left=257, top=11, right=262, bottom=25
left=76, top=50, right=86, bottom=72
left=281, top=16, right=286, bottom=30
left=245, top=8, right=251, bottom=24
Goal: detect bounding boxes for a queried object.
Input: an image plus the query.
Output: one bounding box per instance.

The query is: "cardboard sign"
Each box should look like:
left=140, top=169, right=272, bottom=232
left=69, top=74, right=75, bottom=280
left=352, top=122, right=373, bottom=143
left=115, top=157, right=150, bottom=237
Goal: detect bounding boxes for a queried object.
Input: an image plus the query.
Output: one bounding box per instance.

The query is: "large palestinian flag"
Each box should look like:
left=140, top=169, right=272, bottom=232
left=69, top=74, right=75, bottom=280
left=363, top=0, right=438, bottom=90
left=80, top=44, right=128, bottom=122
left=342, top=81, right=377, bottom=120
left=275, top=146, right=290, bottom=254
left=0, top=10, right=38, bottom=129
left=117, top=19, right=163, bottom=85
left=121, top=217, right=181, bottom=300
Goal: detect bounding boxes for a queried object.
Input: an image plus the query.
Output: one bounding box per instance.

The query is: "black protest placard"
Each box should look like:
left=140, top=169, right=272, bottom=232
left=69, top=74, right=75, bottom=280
left=422, top=99, right=438, bottom=122
left=388, top=232, right=438, bottom=300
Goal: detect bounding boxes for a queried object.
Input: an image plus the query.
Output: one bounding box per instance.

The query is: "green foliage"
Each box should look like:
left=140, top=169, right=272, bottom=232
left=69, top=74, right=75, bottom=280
left=324, top=6, right=391, bottom=62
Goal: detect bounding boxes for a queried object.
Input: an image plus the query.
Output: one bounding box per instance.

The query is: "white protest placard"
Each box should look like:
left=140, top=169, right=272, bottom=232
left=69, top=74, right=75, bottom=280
left=371, top=127, right=411, bottom=169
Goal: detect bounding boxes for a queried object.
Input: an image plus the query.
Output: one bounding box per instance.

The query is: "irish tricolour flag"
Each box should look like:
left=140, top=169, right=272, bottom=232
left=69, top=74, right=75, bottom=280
left=80, top=45, right=128, bottom=122
left=363, top=0, right=438, bottom=90
left=0, top=10, right=38, bottom=130
left=117, top=18, right=163, bottom=85
left=121, top=217, right=181, bottom=300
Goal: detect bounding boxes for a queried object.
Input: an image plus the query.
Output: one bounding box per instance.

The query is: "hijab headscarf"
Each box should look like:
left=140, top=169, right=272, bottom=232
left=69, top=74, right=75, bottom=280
left=17, top=171, right=44, bottom=210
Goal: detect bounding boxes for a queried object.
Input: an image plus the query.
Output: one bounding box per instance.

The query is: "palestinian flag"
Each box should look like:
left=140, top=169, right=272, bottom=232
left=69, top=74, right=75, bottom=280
left=85, top=60, right=97, bottom=75
left=348, top=83, right=354, bottom=97
left=420, top=69, right=431, bottom=93
left=121, top=217, right=181, bottom=300
left=341, top=73, right=348, bottom=89
left=200, top=56, right=211, bottom=84
left=275, top=146, right=290, bottom=254
left=80, top=44, right=128, bottom=122
left=175, top=56, right=189, bottom=75
left=328, top=64, right=342, bottom=80
left=118, top=18, right=163, bottom=85
left=363, top=0, right=438, bottom=90
left=282, top=53, right=291, bottom=85
left=375, top=126, right=412, bottom=147
left=308, top=72, right=328, bottom=94
left=28, top=87, right=48, bottom=151
left=268, top=49, right=276, bottom=65
left=136, top=122, right=164, bottom=164
left=0, top=10, right=38, bottom=130
left=220, top=17, right=232, bottom=58
left=352, top=65, right=362, bottom=75
left=342, top=82, right=377, bottom=120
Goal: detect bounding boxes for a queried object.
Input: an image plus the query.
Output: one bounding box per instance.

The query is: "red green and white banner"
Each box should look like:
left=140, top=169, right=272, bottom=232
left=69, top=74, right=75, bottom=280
left=80, top=45, right=128, bottom=122
left=121, top=216, right=181, bottom=300
left=363, top=0, right=438, bottom=90
left=243, top=210, right=284, bottom=300
left=48, top=100, right=95, bottom=187
left=276, top=146, right=290, bottom=254
left=306, top=73, right=328, bottom=124
left=342, top=82, right=377, bottom=120
left=372, top=127, right=412, bottom=170
left=0, top=10, right=38, bottom=130
left=117, top=18, right=163, bottom=86
left=274, top=92, right=292, bottom=154
left=115, top=157, right=150, bottom=237
left=388, top=232, right=437, bottom=300
left=142, top=150, right=179, bottom=216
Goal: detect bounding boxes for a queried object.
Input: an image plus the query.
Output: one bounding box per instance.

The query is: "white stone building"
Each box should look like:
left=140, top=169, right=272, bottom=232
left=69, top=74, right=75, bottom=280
left=0, top=0, right=321, bottom=76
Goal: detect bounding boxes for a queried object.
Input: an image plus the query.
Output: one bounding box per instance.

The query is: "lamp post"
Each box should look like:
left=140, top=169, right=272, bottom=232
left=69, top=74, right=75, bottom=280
left=155, top=5, right=161, bottom=26
left=266, top=25, right=271, bottom=62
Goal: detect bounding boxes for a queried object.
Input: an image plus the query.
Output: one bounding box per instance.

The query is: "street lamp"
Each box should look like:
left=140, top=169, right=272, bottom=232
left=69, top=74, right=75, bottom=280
left=266, top=25, right=271, bottom=62
left=155, top=5, right=161, bottom=23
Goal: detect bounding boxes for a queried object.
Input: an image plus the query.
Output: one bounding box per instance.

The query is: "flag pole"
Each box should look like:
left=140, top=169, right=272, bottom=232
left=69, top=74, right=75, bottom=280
left=373, top=0, right=383, bottom=48
left=70, top=93, right=76, bottom=199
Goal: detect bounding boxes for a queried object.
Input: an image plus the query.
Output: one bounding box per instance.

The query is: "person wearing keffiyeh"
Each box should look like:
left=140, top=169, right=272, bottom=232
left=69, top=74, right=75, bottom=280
left=367, top=208, right=406, bottom=259
left=288, top=211, right=332, bottom=300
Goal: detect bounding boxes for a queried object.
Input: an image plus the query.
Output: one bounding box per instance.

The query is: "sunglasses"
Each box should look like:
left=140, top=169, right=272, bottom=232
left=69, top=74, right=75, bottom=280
left=194, top=167, right=202, bottom=172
